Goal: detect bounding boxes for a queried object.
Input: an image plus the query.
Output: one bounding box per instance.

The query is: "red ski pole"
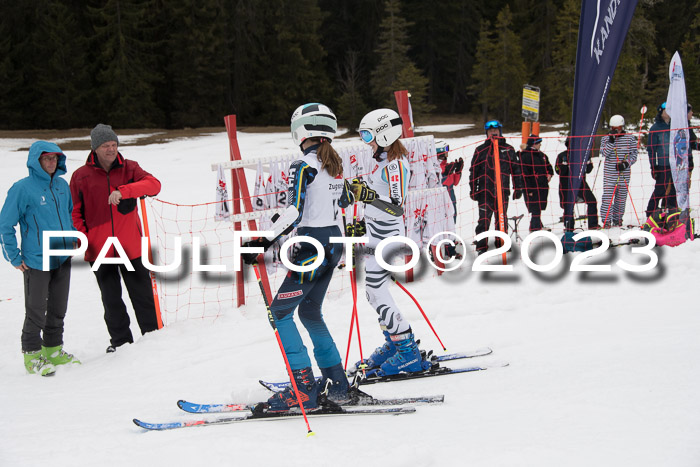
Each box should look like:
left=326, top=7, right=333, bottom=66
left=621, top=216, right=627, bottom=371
left=252, top=263, right=314, bottom=436
left=343, top=205, right=365, bottom=372
left=391, top=276, right=446, bottom=351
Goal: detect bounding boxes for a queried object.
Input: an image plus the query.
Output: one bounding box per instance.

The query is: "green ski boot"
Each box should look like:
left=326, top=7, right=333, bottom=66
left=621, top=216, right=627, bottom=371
left=43, top=345, right=81, bottom=366
left=23, top=350, right=56, bottom=376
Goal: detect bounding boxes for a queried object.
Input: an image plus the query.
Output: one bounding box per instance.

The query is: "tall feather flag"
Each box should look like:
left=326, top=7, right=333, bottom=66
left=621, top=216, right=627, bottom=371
left=666, top=51, right=692, bottom=237
left=215, top=164, right=231, bottom=221
left=566, top=0, right=638, bottom=228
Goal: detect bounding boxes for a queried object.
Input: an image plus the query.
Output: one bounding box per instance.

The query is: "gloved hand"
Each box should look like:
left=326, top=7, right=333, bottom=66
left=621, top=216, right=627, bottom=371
left=443, top=162, right=455, bottom=176
left=241, top=238, right=272, bottom=265
left=513, top=190, right=523, bottom=200
left=454, top=158, right=464, bottom=174
left=349, top=178, right=377, bottom=203
left=586, top=162, right=593, bottom=174
left=345, top=219, right=366, bottom=237
left=616, top=160, right=630, bottom=171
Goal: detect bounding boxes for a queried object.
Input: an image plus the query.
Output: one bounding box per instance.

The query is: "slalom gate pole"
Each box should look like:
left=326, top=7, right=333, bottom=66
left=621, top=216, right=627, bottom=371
left=391, top=276, right=446, bottom=351
left=139, top=197, right=163, bottom=329
left=492, top=137, right=507, bottom=264
left=637, top=105, right=647, bottom=151
left=252, top=263, right=314, bottom=436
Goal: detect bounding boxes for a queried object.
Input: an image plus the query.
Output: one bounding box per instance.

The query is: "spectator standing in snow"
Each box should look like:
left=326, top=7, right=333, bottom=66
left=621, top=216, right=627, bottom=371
left=436, top=140, right=463, bottom=224
left=646, top=103, right=674, bottom=217
left=518, top=135, right=553, bottom=231
left=0, top=141, right=81, bottom=376
left=555, top=137, right=599, bottom=229
left=686, top=104, right=696, bottom=188
left=600, top=115, right=638, bottom=227
left=468, top=120, right=524, bottom=254
left=70, top=124, right=161, bottom=353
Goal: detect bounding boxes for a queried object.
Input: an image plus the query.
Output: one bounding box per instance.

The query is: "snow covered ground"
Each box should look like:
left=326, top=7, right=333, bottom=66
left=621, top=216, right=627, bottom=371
left=1, top=126, right=699, bottom=467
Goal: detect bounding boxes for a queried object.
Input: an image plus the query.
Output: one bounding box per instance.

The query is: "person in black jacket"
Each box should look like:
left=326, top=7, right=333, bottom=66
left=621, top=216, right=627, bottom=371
left=555, top=137, right=599, bottom=229
left=518, top=135, right=553, bottom=231
left=686, top=104, right=696, bottom=189
left=469, top=120, right=524, bottom=254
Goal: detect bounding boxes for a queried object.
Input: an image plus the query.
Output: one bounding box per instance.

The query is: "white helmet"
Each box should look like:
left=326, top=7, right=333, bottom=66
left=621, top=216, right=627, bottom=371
left=290, top=103, right=337, bottom=147
left=609, top=115, right=625, bottom=128
left=358, top=108, right=403, bottom=147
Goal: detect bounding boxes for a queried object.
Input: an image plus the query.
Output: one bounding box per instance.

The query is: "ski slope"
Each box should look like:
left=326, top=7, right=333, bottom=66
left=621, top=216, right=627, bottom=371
left=1, top=127, right=699, bottom=467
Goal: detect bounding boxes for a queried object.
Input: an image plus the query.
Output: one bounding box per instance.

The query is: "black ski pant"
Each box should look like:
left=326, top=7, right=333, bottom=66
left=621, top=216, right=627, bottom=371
left=475, top=197, right=509, bottom=253
left=646, top=168, right=677, bottom=218
left=525, top=187, right=549, bottom=231
left=22, top=259, right=71, bottom=352
left=91, top=257, right=159, bottom=347
left=559, top=181, right=598, bottom=229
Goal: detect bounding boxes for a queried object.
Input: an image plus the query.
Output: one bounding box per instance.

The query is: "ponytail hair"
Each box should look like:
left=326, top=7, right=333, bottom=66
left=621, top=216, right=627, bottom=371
left=386, top=139, right=408, bottom=161
left=315, top=138, right=343, bottom=178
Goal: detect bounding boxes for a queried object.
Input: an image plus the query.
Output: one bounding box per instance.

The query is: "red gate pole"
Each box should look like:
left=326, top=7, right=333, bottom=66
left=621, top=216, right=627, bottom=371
left=224, top=115, right=273, bottom=304
left=394, top=90, right=416, bottom=282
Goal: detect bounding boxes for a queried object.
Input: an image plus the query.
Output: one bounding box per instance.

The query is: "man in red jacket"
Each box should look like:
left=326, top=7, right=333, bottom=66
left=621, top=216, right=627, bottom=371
left=70, top=124, right=161, bottom=353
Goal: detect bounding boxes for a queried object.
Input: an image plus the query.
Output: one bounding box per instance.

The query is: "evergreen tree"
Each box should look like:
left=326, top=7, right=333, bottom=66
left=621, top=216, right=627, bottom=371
left=605, top=1, right=658, bottom=127
left=231, top=0, right=331, bottom=125
left=679, top=10, right=700, bottom=111
left=403, top=0, right=486, bottom=112
left=318, top=0, right=382, bottom=112
left=162, top=0, right=229, bottom=128
left=470, top=5, right=528, bottom=127
left=87, top=0, right=164, bottom=127
left=543, top=0, right=579, bottom=123
left=0, top=2, right=39, bottom=129
left=335, top=50, right=370, bottom=132
left=30, top=1, right=93, bottom=129
left=370, top=0, right=433, bottom=116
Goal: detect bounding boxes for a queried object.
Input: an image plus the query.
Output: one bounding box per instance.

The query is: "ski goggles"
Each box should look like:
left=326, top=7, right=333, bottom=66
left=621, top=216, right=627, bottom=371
left=484, top=120, right=502, bottom=130
left=359, top=129, right=374, bottom=143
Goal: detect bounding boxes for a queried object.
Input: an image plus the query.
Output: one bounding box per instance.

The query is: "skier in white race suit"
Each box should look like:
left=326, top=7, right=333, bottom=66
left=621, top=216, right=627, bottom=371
left=349, top=108, right=432, bottom=376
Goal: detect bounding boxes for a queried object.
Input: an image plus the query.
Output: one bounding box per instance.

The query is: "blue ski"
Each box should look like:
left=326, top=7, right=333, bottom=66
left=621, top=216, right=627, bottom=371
left=260, top=360, right=508, bottom=392
left=134, top=406, right=415, bottom=431
left=259, top=347, right=493, bottom=392
left=177, top=393, right=444, bottom=414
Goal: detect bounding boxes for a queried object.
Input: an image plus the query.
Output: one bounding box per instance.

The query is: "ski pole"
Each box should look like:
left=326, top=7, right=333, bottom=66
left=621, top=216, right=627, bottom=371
left=390, top=276, right=446, bottom=351
left=613, top=149, right=641, bottom=226
left=351, top=204, right=365, bottom=368
left=342, top=208, right=356, bottom=370
left=252, top=262, right=314, bottom=436
left=343, top=205, right=365, bottom=372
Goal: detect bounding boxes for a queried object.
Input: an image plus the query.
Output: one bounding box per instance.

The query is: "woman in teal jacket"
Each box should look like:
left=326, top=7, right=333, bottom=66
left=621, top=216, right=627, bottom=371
left=0, top=141, right=80, bottom=376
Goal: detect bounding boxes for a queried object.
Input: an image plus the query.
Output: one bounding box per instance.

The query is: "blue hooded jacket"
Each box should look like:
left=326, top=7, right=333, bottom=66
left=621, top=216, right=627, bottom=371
left=0, top=141, right=75, bottom=270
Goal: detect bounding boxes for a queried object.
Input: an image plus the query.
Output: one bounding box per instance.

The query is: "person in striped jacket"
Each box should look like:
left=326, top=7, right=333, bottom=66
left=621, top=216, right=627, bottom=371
left=599, top=115, right=638, bottom=227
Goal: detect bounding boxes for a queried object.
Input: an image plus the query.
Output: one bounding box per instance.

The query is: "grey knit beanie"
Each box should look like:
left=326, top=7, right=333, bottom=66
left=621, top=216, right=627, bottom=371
left=91, top=123, right=119, bottom=150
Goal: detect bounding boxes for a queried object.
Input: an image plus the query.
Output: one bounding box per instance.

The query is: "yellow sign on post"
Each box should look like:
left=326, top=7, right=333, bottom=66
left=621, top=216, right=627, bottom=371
left=522, top=84, right=540, bottom=121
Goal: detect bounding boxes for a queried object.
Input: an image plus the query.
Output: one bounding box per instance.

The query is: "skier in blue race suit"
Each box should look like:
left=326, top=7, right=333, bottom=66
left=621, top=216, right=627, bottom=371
left=242, top=103, right=354, bottom=412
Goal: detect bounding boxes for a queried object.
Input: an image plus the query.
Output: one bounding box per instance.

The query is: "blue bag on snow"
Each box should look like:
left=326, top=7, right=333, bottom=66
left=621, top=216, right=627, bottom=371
left=561, top=231, right=594, bottom=253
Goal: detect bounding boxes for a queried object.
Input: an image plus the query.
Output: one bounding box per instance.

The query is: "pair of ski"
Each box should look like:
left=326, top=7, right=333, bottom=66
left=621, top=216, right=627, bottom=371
left=133, top=347, right=503, bottom=431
